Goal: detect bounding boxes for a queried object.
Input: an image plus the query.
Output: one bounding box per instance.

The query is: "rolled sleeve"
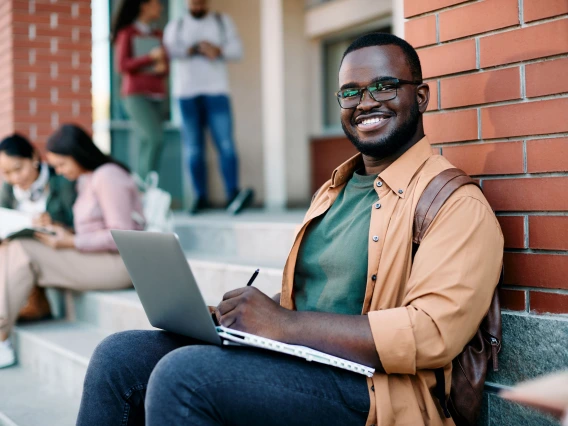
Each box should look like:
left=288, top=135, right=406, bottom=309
left=369, top=307, right=416, bottom=374
left=367, top=189, right=504, bottom=374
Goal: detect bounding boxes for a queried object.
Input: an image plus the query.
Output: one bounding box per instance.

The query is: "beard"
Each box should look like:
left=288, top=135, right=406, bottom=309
left=342, top=101, right=420, bottom=159
left=190, top=10, right=208, bottom=19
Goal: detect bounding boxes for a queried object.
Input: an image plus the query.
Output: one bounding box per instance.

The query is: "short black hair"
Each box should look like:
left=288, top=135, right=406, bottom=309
left=341, top=33, right=423, bottom=82
left=0, top=133, right=35, bottom=159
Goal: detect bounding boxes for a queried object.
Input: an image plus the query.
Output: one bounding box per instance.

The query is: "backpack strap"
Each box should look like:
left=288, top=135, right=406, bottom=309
left=214, top=12, right=227, bottom=46
left=413, top=167, right=479, bottom=420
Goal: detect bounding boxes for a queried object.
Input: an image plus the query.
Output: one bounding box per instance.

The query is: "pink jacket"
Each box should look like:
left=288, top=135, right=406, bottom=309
left=73, top=163, right=144, bottom=252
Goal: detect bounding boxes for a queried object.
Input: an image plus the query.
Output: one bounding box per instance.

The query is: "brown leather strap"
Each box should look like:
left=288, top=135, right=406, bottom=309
left=413, top=168, right=479, bottom=244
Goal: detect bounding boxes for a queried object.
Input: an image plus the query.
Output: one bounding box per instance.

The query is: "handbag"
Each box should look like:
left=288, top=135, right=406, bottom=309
left=133, top=172, right=173, bottom=233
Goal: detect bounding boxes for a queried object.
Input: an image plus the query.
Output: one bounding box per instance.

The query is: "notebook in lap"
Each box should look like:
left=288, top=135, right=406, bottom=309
left=111, top=230, right=375, bottom=378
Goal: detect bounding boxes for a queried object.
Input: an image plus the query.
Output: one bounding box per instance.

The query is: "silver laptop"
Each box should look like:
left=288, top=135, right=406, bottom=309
left=111, top=230, right=375, bottom=377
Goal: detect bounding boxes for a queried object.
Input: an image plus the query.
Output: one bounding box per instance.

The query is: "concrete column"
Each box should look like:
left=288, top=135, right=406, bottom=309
left=392, top=0, right=405, bottom=39
left=260, top=0, right=287, bottom=209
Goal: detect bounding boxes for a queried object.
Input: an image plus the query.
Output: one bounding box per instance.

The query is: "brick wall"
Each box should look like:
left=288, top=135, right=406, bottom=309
left=0, top=0, right=92, bottom=151
left=405, top=0, right=568, bottom=315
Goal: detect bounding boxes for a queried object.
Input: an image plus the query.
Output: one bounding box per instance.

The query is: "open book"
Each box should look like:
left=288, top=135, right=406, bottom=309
left=0, top=207, right=55, bottom=241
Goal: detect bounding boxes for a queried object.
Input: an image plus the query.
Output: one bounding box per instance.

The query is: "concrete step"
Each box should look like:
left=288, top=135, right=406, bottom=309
left=0, top=366, right=80, bottom=426
left=70, top=255, right=284, bottom=335
left=174, top=210, right=304, bottom=264
left=13, top=321, right=106, bottom=397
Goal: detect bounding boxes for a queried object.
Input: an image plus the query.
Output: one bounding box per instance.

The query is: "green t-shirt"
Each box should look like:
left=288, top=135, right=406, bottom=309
left=294, top=170, right=378, bottom=315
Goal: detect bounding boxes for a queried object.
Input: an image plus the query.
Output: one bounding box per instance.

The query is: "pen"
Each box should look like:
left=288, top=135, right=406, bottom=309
left=246, top=269, right=260, bottom=286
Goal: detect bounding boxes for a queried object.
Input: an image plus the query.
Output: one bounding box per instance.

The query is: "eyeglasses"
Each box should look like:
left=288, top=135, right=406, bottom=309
left=335, top=78, right=422, bottom=109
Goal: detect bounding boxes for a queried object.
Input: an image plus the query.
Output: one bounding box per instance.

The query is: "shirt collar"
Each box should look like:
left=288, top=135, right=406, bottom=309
left=328, top=136, right=433, bottom=198
left=134, top=21, right=152, bottom=35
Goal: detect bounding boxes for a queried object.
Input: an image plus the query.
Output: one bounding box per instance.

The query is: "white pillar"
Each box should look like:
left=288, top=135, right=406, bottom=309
left=392, top=0, right=405, bottom=39
left=260, top=0, right=287, bottom=209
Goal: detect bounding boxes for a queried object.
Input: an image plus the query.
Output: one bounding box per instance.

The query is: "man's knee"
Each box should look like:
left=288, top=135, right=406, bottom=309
left=88, top=331, right=145, bottom=379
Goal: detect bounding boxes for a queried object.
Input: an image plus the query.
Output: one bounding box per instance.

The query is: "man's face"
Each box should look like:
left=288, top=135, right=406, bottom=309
left=188, top=0, right=208, bottom=18
left=339, top=45, right=428, bottom=159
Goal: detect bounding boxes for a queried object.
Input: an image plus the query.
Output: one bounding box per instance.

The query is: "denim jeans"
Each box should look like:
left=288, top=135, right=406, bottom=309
left=179, top=95, right=239, bottom=201
left=76, top=330, right=370, bottom=426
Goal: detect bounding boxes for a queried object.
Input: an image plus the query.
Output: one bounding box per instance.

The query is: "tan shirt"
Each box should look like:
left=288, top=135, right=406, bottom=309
left=281, top=137, right=504, bottom=426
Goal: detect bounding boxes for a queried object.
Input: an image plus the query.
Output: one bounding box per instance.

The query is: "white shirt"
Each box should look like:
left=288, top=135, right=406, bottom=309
left=163, top=12, right=243, bottom=98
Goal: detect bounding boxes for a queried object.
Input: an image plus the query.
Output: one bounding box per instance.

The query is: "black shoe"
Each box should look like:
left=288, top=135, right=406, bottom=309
left=226, top=188, right=254, bottom=215
left=189, top=197, right=210, bottom=214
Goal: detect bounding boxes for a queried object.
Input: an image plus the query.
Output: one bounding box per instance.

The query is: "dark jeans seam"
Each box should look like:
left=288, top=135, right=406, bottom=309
left=184, top=379, right=369, bottom=415
left=121, top=383, right=147, bottom=426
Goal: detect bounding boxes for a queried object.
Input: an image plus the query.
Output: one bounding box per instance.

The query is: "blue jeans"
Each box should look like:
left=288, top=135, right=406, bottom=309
left=179, top=95, right=239, bottom=201
left=76, top=330, right=370, bottom=426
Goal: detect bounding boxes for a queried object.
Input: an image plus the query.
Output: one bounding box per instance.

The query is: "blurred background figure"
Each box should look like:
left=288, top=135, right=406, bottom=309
left=0, top=134, right=76, bottom=229
left=164, top=0, right=252, bottom=214
left=0, top=124, right=144, bottom=369
left=112, top=0, right=168, bottom=179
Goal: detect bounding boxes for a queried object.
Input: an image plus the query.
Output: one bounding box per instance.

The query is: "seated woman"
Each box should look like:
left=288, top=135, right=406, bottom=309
left=0, top=133, right=76, bottom=228
left=0, top=133, right=77, bottom=321
left=0, top=124, right=145, bottom=369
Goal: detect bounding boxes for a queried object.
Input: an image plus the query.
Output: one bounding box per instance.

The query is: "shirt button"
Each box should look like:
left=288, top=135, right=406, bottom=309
left=371, top=275, right=377, bottom=281
left=376, top=181, right=383, bottom=187
left=371, top=385, right=375, bottom=392
left=372, top=236, right=379, bottom=242
left=374, top=203, right=381, bottom=209
left=398, top=189, right=404, bottom=194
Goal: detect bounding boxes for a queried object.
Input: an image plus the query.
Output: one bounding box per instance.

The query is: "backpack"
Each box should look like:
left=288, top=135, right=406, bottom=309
left=132, top=171, right=173, bottom=233
left=413, top=168, right=503, bottom=426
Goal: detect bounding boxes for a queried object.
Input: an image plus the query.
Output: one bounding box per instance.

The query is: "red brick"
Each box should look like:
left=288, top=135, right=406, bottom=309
left=442, top=141, right=523, bottom=175
left=483, top=177, right=568, bottom=211
left=426, top=80, right=438, bottom=111
left=424, top=109, right=478, bottom=143
left=526, top=57, right=568, bottom=98
left=504, top=253, right=568, bottom=289
left=524, top=0, right=568, bottom=23
left=441, top=68, right=521, bottom=109
left=497, top=216, right=526, bottom=249
left=480, top=19, right=568, bottom=68
left=499, top=288, right=527, bottom=311
left=418, top=39, right=477, bottom=79
left=404, top=0, right=470, bottom=18
left=527, top=138, right=568, bottom=173
left=439, top=0, right=519, bottom=42
left=481, top=98, right=568, bottom=139
left=529, top=216, right=568, bottom=250
left=405, top=15, right=437, bottom=48
left=530, top=291, right=568, bottom=314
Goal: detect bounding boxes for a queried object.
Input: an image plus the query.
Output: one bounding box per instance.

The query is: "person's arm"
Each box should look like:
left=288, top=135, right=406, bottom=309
left=74, top=167, right=142, bottom=252
left=218, top=14, right=242, bottom=61
left=217, top=189, right=503, bottom=372
left=115, top=29, right=155, bottom=73
left=163, top=19, right=191, bottom=59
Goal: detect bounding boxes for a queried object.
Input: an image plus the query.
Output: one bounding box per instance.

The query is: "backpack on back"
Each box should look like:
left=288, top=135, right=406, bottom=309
left=413, top=168, right=503, bottom=426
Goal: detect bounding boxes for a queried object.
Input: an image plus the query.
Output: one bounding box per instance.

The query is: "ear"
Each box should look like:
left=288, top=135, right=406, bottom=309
left=416, top=83, right=430, bottom=114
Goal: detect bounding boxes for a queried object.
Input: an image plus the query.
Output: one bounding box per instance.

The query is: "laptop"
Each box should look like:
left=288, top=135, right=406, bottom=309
left=111, top=230, right=375, bottom=377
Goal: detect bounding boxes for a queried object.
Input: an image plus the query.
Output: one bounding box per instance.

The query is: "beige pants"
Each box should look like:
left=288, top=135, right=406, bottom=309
left=0, top=239, right=132, bottom=336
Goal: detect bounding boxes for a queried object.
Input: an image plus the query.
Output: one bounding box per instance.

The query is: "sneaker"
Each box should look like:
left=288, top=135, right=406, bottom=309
left=226, top=188, right=254, bottom=215
left=0, top=339, right=16, bottom=369
left=189, top=197, right=210, bottom=215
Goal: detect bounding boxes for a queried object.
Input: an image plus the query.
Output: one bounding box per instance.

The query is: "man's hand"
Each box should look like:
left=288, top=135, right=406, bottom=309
left=216, top=287, right=290, bottom=340
left=197, top=42, right=222, bottom=60
left=34, top=225, right=75, bottom=249
left=153, top=60, right=167, bottom=74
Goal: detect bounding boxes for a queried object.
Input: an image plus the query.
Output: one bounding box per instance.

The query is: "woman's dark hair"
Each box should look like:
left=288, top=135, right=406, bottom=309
left=0, top=133, right=36, bottom=160
left=47, top=124, right=129, bottom=173
left=111, top=0, right=151, bottom=44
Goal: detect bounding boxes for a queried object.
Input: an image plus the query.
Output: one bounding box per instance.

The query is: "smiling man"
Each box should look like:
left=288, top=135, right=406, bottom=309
left=76, top=33, right=503, bottom=426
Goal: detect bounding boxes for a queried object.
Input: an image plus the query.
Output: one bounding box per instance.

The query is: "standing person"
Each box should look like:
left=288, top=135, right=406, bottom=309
left=77, top=34, right=503, bottom=426
left=0, top=124, right=144, bottom=369
left=163, top=0, right=252, bottom=214
left=112, top=0, right=168, bottom=179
